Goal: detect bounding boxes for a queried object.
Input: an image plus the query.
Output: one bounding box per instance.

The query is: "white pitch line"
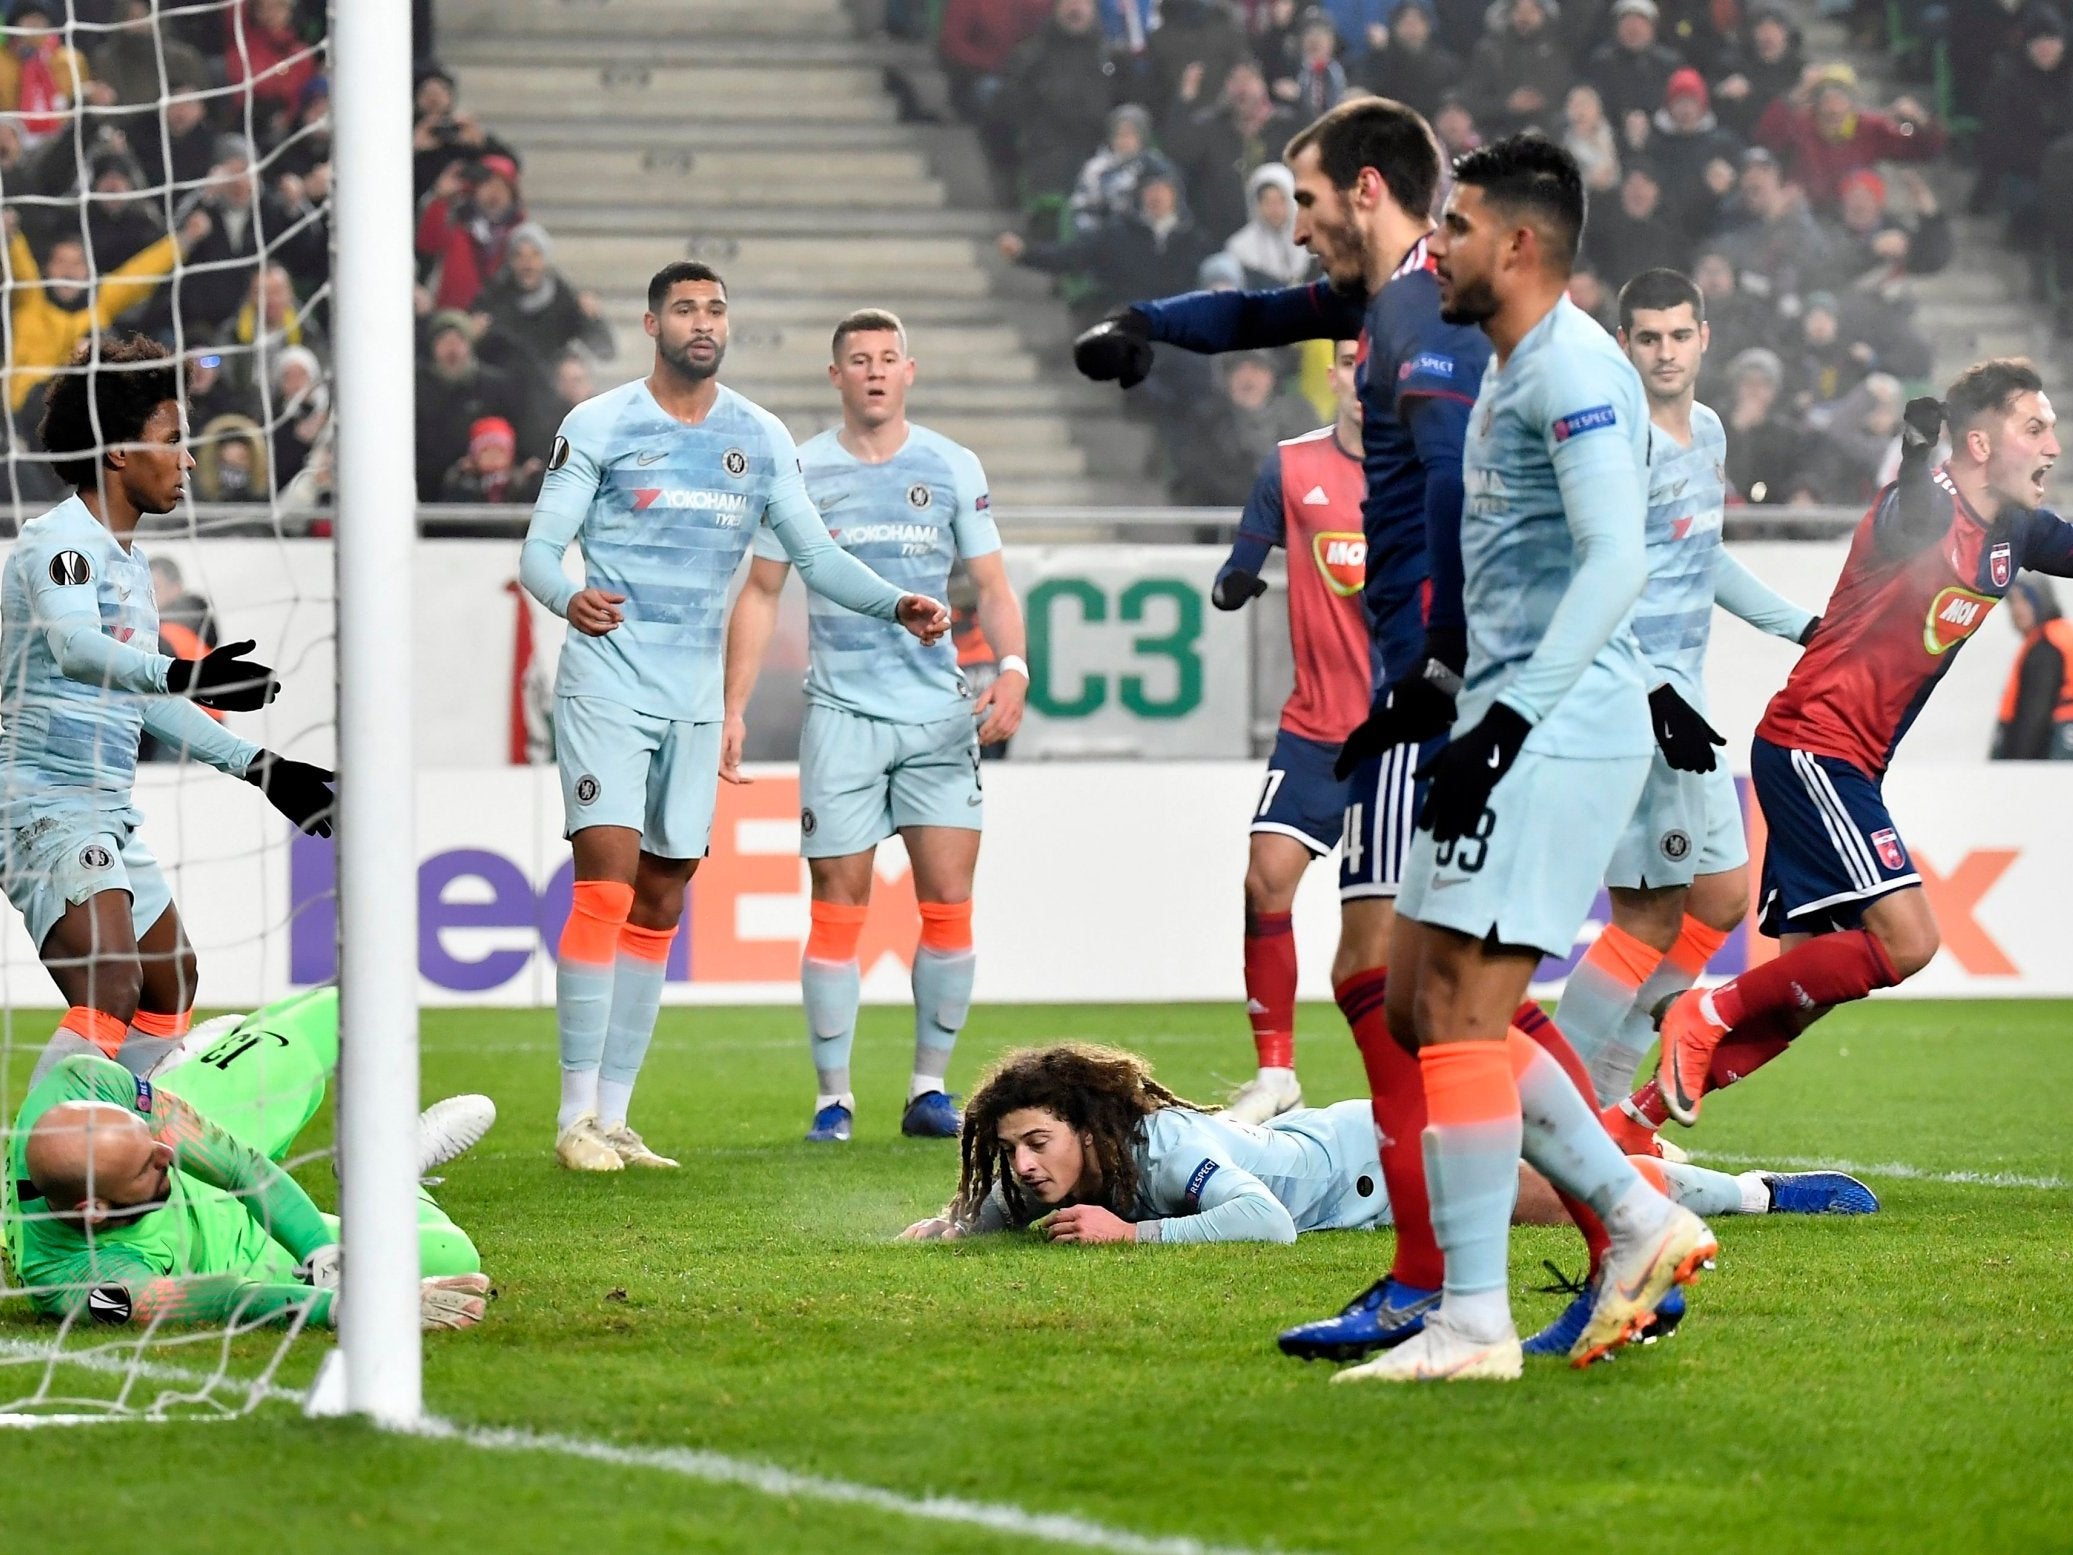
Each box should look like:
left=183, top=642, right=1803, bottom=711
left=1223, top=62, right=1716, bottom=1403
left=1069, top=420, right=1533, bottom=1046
left=0, top=1339, right=1307, bottom=1555
left=1690, top=1150, right=2067, bottom=1190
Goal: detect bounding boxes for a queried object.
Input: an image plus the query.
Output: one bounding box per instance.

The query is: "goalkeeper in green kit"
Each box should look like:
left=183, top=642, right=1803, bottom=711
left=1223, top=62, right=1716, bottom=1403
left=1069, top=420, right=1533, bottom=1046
left=3, top=986, right=495, bottom=1330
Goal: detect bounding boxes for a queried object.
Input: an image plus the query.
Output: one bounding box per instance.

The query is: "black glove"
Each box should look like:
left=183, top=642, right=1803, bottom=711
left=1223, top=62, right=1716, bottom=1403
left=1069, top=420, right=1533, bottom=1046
left=1414, top=702, right=1531, bottom=844
left=1902, top=396, right=1943, bottom=450
left=1332, top=629, right=1467, bottom=780
left=1072, top=308, right=1155, bottom=389
left=1211, top=566, right=1267, bottom=610
left=1798, top=614, right=1822, bottom=647
left=165, top=639, right=279, bottom=712
left=245, top=751, right=336, bottom=836
left=1648, top=683, right=1726, bottom=773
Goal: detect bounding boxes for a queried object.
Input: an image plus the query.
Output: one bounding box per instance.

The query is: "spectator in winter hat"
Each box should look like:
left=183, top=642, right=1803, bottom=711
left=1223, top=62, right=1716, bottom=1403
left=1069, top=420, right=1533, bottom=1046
left=417, top=150, right=526, bottom=311
left=1651, top=66, right=1743, bottom=234
left=1755, top=61, right=1945, bottom=210
left=439, top=413, right=543, bottom=504
left=1589, top=0, right=1685, bottom=126
left=1356, top=0, right=1461, bottom=118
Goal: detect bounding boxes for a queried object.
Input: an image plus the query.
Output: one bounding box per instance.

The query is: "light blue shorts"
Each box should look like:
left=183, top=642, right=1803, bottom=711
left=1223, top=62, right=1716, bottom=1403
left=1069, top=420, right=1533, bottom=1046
left=1398, top=749, right=1651, bottom=959
left=798, top=702, right=982, bottom=860
left=555, top=695, right=720, bottom=861
left=1605, top=756, right=1747, bottom=891
left=1, top=807, right=173, bottom=951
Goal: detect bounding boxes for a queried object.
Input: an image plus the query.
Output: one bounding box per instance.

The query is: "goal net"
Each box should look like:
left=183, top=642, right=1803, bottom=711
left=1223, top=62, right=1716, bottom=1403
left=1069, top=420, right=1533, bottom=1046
left=0, top=0, right=347, bottom=1424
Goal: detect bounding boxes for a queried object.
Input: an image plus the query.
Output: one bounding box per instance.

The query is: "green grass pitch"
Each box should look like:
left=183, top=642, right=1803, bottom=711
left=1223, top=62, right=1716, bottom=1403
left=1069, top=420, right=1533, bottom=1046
left=3, top=999, right=2070, bottom=1554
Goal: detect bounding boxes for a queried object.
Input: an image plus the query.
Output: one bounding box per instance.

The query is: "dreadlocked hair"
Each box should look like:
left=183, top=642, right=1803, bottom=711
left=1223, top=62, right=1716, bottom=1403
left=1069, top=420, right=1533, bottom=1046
left=952, top=1043, right=1214, bottom=1229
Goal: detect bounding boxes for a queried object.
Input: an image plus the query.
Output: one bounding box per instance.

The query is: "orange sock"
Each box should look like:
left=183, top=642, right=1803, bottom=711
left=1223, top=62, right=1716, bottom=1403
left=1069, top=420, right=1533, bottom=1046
left=560, top=879, right=634, bottom=967
left=806, top=900, right=869, bottom=963
left=1664, top=915, right=1732, bottom=980
left=917, top=899, right=973, bottom=955
left=619, top=921, right=675, bottom=964
left=61, top=1006, right=130, bottom=1058
left=130, top=1009, right=192, bottom=1039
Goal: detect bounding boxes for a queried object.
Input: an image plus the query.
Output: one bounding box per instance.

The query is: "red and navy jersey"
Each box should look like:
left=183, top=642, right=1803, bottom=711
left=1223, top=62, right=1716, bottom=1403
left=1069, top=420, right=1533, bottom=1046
left=1759, top=466, right=2073, bottom=774
left=1237, top=427, right=1372, bottom=741
left=1134, top=243, right=1490, bottom=684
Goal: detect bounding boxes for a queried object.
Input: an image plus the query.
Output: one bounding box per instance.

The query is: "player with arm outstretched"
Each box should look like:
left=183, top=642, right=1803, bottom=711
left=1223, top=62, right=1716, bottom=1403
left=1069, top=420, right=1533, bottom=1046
left=1083, top=99, right=1584, bottom=1358
left=1538, top=270, right=1818, bottom=1168
left=2, top=987, right=492, bottom=1331
left=896, top=1043, right=1865, bottom=1249
left=1649, top=359, right=2073, bottom=1127
left=1217, top=340, right=1376, bottom=1124
left=1336, top=137, right=1717, bottom=1385
left=0, top=335, right=335, bottom=1085
left=721, top=310, right=1026, bottom=1142
left=521, top=265, right=951, bottom=1173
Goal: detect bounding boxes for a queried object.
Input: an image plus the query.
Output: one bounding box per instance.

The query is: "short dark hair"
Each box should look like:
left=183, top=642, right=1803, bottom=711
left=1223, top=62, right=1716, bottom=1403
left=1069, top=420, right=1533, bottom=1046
left=1450, top=133, right=1587, bottom=270
left=1617, top=267, right=1704, bottom=330
left=1944, top=358, right=2046, bottom=432
left=1283, top=97, right=1443, bottom=220
left=37, top=335, right=180, bottom=489
left=831, top=307, right=907, bottom=359
left=647, top=260, right=725, bottom=314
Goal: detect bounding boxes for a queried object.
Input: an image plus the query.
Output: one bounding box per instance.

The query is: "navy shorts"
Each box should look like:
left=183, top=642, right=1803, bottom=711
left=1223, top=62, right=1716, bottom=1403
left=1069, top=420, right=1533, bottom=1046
left=1251, top=729, right=1350, bottom=856
left=1750, top=735, right=1921, bottom=937
left=1338, top=735, right=1443, bottom=900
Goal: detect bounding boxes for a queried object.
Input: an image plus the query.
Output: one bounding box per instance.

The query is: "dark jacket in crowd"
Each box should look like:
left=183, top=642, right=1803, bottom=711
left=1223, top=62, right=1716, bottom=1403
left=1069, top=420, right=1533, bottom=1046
left=996, top=15, right=1121, bottom=201
left=1015, top=210, right=1220, bottom=317
left=1588, top=35, right=1686, bottom=125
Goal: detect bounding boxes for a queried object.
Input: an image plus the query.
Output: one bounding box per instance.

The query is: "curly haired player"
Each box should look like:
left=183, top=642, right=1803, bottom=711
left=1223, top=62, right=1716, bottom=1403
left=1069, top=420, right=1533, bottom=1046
left=2, top=335, right=334, bottom=1085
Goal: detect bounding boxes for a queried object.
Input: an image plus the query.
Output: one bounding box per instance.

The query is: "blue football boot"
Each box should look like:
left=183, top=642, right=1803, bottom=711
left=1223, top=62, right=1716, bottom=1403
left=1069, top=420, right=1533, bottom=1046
left=1638, top=1285, right=1687, bottom=1343
left=1761, top=1170, right=1880, bottom=1214
left=1522, top=1263, right=1596, bottom=1358
left=900, top=1091, right=962, bottom=1138
left=1277, top=1277, right=1440, bottom=1361
left=805, top=1103, right=853, bottom=1143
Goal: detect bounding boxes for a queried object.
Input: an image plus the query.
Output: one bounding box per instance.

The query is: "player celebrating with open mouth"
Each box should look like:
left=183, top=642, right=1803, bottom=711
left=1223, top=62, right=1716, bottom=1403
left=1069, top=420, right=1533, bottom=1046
left=522, top=264, right=950, bottom=1173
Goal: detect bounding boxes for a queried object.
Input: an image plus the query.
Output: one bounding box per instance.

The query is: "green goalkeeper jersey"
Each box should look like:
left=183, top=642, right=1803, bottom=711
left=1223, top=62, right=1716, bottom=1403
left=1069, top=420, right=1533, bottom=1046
left=4, top=1055, right=334, bottom=1324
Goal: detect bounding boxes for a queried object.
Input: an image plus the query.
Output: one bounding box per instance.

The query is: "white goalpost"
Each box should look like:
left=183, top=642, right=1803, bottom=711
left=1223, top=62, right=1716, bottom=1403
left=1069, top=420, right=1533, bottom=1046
left=0, top=0, right=422, bottom=1427
left=314, top=0, right=422, bottom=1426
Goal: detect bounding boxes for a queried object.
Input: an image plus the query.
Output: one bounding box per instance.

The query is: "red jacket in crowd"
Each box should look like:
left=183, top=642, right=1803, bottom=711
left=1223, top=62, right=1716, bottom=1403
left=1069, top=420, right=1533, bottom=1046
left=225, top=0, right=319, bottom=122
left=939, top=0, right=1055, bottom=73
left=1755, top=98, right=1946, bottom=208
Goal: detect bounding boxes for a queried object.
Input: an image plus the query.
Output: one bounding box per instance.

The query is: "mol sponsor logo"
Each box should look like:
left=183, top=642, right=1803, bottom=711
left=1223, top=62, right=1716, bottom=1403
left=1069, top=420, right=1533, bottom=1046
left=1924, top=585, right=1996, bottom=655
left=1311, top=531, right=1366, bottom=597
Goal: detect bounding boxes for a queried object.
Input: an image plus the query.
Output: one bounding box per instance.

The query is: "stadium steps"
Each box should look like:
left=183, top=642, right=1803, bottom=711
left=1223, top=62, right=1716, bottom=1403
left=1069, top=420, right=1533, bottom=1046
left=438, top=2, right=1164, bottom=508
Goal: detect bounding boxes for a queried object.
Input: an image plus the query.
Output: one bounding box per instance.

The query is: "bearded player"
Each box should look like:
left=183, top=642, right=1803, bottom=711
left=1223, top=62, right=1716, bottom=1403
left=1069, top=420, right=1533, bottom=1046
left=1334, top=137, right=1715, bottom=1384
left=1078, top=98, right=1577, bottom=1357
left=1, top=335, right=334, bottom=1086
left=1214, top=340, right=1377, bottom=1124
left=522, top=264, right=951, bottom=1173
left=1649, top=361, right=2073, bottom=1127
left=722, top=309, right=1027, bottom=1143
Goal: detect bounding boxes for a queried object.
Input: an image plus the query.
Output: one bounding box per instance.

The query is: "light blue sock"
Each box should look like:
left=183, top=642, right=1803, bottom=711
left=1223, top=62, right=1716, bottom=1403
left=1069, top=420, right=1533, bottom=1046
left=597, top=949, right=667, bottom=1127
left=555, top=957, right=614, bottom=1128
left=1658, top=1160, right=1760, bottom=1216
left=910, top=946, right=974, bottom=1098
left=1601, top=957, right=1699, bottom=1100
left=1512, top=1035, right=1663, bottom=1233
left=802, top=955, right=860, bottom=1102
left=1552, top=949, right=1652, bottom=1105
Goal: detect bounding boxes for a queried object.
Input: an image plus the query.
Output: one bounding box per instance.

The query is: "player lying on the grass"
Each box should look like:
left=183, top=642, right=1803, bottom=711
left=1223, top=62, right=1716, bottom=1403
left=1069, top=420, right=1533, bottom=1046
left=896, top=1043, right=1873, bottom=1245
left=1552, top=268, right=1817, bottom=1127
left=2, top=336, right=335, bottom=1086
left=2, top=986, right=493, bottom=1330
left=1643, top=359, right=2073, bottom=1134
left=522, top=262, right=951, bottom=1174
left=1213, top=340, right=1385, bottom=1125
left=722, top=308, right=1027, bottom=1145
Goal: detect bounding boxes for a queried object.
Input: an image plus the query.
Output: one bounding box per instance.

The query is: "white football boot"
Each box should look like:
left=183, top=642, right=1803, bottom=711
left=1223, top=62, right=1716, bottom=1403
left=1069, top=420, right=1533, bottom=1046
left=601, top=1122, right=679, bottom=1169
left=1225, top=1068, right=1303, bottom=1126
left=1331, top=1310, right=1524, bottom=1383
left=418, top=1093, right=496, bottom=1177
left=1571, top=1202, right=1718, bottom=1366
left=555, top=1110, right=624, bottom=1172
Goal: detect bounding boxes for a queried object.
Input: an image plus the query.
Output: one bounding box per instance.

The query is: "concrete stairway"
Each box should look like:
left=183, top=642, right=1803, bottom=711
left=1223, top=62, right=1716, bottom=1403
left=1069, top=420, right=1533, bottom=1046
left=436, top=0, right=1162, bottom=508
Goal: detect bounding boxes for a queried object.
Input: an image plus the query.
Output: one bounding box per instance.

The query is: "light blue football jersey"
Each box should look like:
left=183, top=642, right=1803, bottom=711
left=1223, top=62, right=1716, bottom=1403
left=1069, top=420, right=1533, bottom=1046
left=751, top=424, right=999, bottom=724
left=522, top=380, right=903, bottom=724
left=0, top=498, right=166, bottom=816
left=1634, top=402, right=1729, bottom=705
left=1131, top=1101, right=1389, bottom=1243
left=1457, top=297, right=1654, bottom=758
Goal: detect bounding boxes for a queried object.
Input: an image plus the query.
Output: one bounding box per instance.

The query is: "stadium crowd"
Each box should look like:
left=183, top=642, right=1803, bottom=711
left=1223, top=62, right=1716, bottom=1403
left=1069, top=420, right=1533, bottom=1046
left=944, top=0, right=1978, bottom=505
left=0, top=0, right=611, bottom=519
